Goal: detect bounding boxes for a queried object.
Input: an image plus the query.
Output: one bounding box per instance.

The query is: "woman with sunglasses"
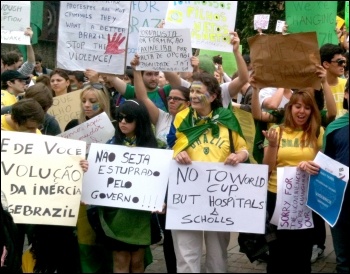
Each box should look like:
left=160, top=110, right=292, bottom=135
left=94, top=99, right=158, bottom=273
left=131, top=55, right=190, bottom=273
left=262, top=89, right=325, bottom=273
left=64, top=80, right=116, bottom=273
left=169, top=72, right=248, bottom=273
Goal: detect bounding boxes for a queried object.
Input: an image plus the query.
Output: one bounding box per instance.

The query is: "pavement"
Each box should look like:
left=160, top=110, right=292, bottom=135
left=145, top=225, right=337, bottom=273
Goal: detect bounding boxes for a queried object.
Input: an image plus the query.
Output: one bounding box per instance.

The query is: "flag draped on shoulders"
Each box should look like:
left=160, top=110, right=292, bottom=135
left=172, top=107, right=245, bottom=157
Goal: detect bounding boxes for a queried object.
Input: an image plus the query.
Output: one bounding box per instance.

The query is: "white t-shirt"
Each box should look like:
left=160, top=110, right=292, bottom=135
left=155, top=109, right=173, bottom=144
left=259, top=87, right=290, bottom=111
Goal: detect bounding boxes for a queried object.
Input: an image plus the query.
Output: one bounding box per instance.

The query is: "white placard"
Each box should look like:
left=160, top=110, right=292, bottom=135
left=271, top=167, right=314, bottom=230
left=127, top=1, right=169, bottom=65
left=275, top=20, right=285, bottom=33
left=166, top=161, right=269, bottom=233
left=254, top=14, right=270, bottom=30
left=314, top=151, right=349, bottom=182
left=1, top=1, right=31, bottom=45
left=81, top=143, right=174, bottom=212
left=57, top=1, right=131, bottom=74
left=57, top=112, right=115, bottom=153
left=1, top=131, right=86, bottom=226
left=165, top=1, right=238, bottom=52
left=136, top=27, right=192, bottom=72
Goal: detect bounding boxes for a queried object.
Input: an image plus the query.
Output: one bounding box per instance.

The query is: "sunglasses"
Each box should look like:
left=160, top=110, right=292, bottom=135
left=167, top=96, right=187, bottom=102
left=117, top=114, right=135, bottom=123
left=330, top=59, right=346, bottom=66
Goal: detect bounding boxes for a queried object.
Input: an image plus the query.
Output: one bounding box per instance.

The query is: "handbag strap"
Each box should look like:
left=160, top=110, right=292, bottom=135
left=228, top=128, right=235, bottom=153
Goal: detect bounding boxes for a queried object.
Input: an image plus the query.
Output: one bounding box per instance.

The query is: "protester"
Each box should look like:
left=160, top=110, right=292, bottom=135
left=95, top=99, right=158, bottom=273
left=67, top=70, right=86, bottom=91
left=32, top=54, right=52, bottom=77
left=320, top=43, right=347, bottom=118
left=262, top=89, right=324, bottom=273
left=169, top=72, right=248, bottom=273
left=323, top=78, right=349, bottom=273
left=1, top=83, right=61, bottom=136
left=158, top=71, right=169, bottom=88
left=49, top=68, right=72, bottom=97
left=131, top=54, right=191, bottom=272
left=1, top=70, right=29, bottom=108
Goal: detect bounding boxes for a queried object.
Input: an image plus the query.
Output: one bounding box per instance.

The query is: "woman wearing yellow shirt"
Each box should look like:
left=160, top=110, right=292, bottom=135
left=263, top=89, right=324, bottom=273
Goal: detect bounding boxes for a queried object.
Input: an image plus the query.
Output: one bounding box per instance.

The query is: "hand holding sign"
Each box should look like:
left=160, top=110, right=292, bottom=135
left=104, top=32, right=126, bottom=54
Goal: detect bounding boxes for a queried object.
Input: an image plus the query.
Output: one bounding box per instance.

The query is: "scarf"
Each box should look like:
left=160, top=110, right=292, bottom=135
left=172, top=107, right=245, bottom=156
left=322, top=112, right=349, bottom=151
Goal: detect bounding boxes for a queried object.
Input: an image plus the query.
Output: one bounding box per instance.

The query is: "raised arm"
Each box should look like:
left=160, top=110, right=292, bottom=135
left=262, top=88, right=285, bottom=110
left=227, top=31, right=249, bottom=98
left=131, top=54, right=160, bottom=125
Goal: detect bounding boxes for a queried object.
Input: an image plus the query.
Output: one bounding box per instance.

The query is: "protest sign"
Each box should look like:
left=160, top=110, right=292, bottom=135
left=307, top=169, right=347, bottom=227
left=233, top=107, right=257, bottom=164
left=285, top=1, right=338, bottom=46
left=1, top=1, right=31, bottom=45
left=47, top=90, right=82, bottom=132
left=1, top=131, right=86, bottom=226
left=254, top=14, right=270, bottom=30
left=127, top=1, right=169, bottom=65
left=166, top=161, right=268, bottom=233
left=57, top=1, right=131, bottom=74
left=275, top=20, right=285, bottom=33
left=81, top=143, right=174, bottom=212
left=136, top=27, right=192, bottom=72
left=270, top=167, right=314, bottom=230
left=58, top=112, right=115, bottom=153
left=248, top=32, right=321, bottom=89
left=165, top=1, right=238, bottom=52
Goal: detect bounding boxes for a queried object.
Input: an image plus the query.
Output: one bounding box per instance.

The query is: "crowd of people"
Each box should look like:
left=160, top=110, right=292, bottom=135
left=1, top=19, right=349, bottom=274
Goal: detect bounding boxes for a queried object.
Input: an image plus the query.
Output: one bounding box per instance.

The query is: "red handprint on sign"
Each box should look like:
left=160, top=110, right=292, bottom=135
left=104, top=33, right=126, bottom=54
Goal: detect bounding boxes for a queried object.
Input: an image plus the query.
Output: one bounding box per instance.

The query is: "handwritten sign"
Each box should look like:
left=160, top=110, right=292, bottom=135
left=275, top=20, right=285, bottom=33
left=254, top=14, right=270, bottom=30
left=165, top=1, right=238, bottom=52
left=285, top=1, right=338, bottom=47
left=127, top=1, right=169, bottom=65
left=136, top=27, right=192, bottom=72
left=57, top=1, right=131, bottom=74
left=81, top=143, right=174, bottom=212
left=166, top=161, right=268, bottom=233
left=1, top=131, right=86, bottom=226
left=271, top=167, right=314, bottom=230
left=248, top=32, right=321, bottom=89
left=47, top=90, right=82, bottom=132
left=1, top=1, right=30, bottom=45
left=57, top=112, right=115, bottom=153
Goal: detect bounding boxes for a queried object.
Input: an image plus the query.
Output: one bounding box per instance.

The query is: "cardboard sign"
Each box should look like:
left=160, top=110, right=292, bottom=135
left=57, top=1, right=131, bottom=74
left=136, top=27, right=192, bottom=72
left=166, top=161, right=268, bottom=233
left=1, top=131, right=86, bottom=226
left=47, top=90, right=82, bottom=132
left=1, top=1, right=31, bottom=45
left=248, top=32, right=321, bottom=89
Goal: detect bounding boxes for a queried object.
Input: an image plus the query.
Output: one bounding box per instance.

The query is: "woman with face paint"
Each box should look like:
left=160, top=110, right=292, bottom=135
left=64, top=83, right=115, bottom=273
left=169, top=72, right=249, bottom=273
left=131, top=55, right=191, bottom=273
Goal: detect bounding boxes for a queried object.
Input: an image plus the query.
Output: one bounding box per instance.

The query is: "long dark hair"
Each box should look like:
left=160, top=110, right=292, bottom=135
left=114, top=99, right=158, bottom=148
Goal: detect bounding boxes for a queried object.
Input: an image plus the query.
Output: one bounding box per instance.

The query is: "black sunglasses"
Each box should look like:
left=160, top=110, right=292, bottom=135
left=330, top=59, right=346, bottom=66
left=117, top=114, right=135, bottom=123
left=167, top=96, right=187, bottom=102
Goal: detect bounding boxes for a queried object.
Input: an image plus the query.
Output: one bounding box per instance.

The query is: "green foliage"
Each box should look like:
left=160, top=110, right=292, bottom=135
left=236, top=1, right=346, bottom=54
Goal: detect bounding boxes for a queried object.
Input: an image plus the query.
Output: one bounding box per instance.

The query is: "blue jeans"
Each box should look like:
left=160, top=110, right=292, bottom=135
left=331, top=217, right=350, bottom=273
